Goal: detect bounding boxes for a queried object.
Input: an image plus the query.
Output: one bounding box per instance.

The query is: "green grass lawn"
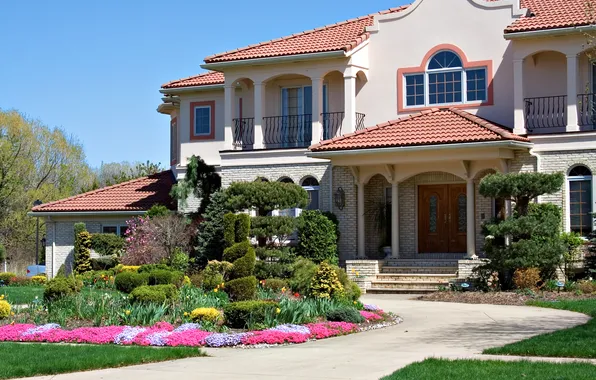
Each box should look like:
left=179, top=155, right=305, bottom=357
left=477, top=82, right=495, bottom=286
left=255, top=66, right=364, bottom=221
left=484, top=299, right=596, bottom=358
left=1, top=286, right=121, bottom=305
left=381, top=358, right=596, bottom=380
left=0, top=342, right=204, bottom=379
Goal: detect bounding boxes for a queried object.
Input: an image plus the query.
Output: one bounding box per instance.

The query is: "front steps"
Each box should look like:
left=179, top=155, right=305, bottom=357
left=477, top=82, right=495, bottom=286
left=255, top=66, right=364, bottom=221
left=367, top=259, right=458, bottom=294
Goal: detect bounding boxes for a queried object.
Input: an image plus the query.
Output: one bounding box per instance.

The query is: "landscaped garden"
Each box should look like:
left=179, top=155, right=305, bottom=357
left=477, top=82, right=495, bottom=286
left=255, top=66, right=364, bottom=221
left=0, top=157, right=399, bottom=354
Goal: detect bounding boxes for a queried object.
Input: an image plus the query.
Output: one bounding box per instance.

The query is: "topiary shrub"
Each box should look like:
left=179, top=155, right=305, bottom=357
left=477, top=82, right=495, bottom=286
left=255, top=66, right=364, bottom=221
left=235, top=213, right=251, bottom=243
left=138, top=264, right=170, bottom=273
left=169, top=248, right=190, bottom=273
left=296, top=210, right=338, bottom=265
left=225, top=276, right=258, bottom=301
left=230, top=249, right=256, bottom=279
left=250, top=216, right=297, bottom=246
left=200, top=260, right=233, bottom=290
left=130, top=285, right=167, bottom=303
left=146, top=204, right=171, bottom=218
left=0, top=298, right=10, bottom=319
left=325, top=307, right=365, bottom=323
left=44, top=277, right=81, bottom=301
left=114, top=271, right=149, bottom=293
left=223, top=213, right=237, bottom=247
left=288, top=257, right=318, bottom=295
left=310, top=261, right=345, bottom=300
left=90, top=256, right=119, bottom=271
left=90, top=233, right=125, bottom=256
left=262, top=278, right=288, bottom=292
left=74, top=231, right=92, bottom=274
left=223, top=241, right=252, bottom=263
left=190, top=307, right=222, bottom=323
left=195, top=191, right=229, bottom=266
left=513, top=268, right=541, bottom=290
left=147, top=269, right=184, bottom=287
left=223, top=300, right=278, bottom=328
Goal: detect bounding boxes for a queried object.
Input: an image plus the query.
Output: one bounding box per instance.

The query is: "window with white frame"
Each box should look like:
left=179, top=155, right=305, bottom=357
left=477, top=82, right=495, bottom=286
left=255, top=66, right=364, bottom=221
left=568, top=165, right=593, bottom=237
left=404, top=50, right=487, bottom=108
left=194, top=105, right=212, bottom=136
left=102, top=225, right=128, bottom=237
left=302, top=177, right=320, bottom=211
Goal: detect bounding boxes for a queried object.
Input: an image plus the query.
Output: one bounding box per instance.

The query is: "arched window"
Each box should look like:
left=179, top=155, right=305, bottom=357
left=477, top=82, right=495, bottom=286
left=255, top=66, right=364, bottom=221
left=301, top=176, right=320, bottom=210
left=568, top=165, right=593, bottom=236
left=279, top=177, right=294, bottom=183
left=403, top=50, right=487, bottom=108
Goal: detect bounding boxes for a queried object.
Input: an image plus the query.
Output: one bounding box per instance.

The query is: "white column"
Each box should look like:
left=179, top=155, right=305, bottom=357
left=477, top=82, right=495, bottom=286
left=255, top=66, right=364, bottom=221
left=466, top=178, right=477, bottom=259
left=391, top=181, right=399, bottom=258
left=223, top=85, right=234, bottom=150
left=567, top=54, right=579, bottom=132
left=253, top=82, right=265, bottom=149
left=311, top=77, right=324, bottom=145
left=513, top=59, right=526, bottom=135
left=357, top=182, right=365, bottom=258
left=343, top=74, right=357, bottom=135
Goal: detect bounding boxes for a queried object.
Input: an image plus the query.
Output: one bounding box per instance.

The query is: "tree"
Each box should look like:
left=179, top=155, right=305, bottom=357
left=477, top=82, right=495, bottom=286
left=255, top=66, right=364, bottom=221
left=171, top=155, right=221, bottom=215
left=88, top=160, right=163, bottom=190
left=0, top=243, right=6, bottom=272
left=74, top=231, right=92, bottom=273
left=225, top=181, right=309, bottom=216
left=296, top=211, right=338, bottom=265
left=194, top=191, right=230, bottom=266
left=479, top=172, right=566, bottom=288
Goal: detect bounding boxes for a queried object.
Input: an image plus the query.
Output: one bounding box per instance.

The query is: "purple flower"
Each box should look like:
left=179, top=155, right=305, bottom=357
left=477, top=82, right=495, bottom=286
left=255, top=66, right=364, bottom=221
left=267, top=324, right=310, bottom=335
left=146, top=331, right=172, bottom=346
left=363, top=304, right=380, bottom=311
left=22, top=323, right=60, bottom=336
left=173, top=323, right=202, bottom=332
left=114, top=326, right=146, bottom=344
left=204, top=333, right=246, bottom=347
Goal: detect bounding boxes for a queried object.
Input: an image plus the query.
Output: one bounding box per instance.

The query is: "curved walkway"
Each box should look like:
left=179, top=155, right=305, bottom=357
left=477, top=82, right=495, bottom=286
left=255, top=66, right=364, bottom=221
left=21, top=295, right=590, bottom=380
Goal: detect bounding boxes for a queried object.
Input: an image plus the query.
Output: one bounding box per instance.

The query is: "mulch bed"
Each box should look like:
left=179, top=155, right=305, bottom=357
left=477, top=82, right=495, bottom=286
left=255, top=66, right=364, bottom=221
left=415, top=291, right=596, bottom=306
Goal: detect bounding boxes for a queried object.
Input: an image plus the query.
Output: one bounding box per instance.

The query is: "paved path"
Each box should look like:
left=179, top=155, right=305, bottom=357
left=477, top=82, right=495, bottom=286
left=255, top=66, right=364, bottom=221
left=23, top=295, right=591, bottom=380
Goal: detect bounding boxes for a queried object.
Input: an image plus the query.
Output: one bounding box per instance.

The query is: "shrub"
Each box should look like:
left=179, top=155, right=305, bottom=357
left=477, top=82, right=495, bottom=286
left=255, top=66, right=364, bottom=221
left=7, top=276, right=32, bottom=287
left=578, top=280, right=596, bottom=294
left=296, top=210, right=338, bottom=265
left=90, top=256, right=119, bottom=271
left=169, top=248, right=190, bottom=273
left=255, top=261, right=293, bottom=280
left=310, top=261, right=345, bottom=300
left=225, top=276, right=258, bottom=301
left=189, top=273, right=203, bottom=288
left=44, top=277, right=81, bottom=301
left=325, top=307, right=365, bottom=323
left=235, top=213, right=251, bottom=242
left=56, top=264, right=67, bottom=278
left=223, top=213, right=237, bottom=247
left=262, top=278, right=288, bottom=292
left=148, top=269, right=184, bottom=287
left=190, top=307, right=222, bottom=323
left=195, top=191, right=228, bottom=265
left=74, top=231, right=92, bottom=274
left=223, top=241, right=252, bottom=263
left=225, top=181, right=309, bottom=216
left=513, top=268, right=541, bottom=290
left=0, top=299, right=10, bottom=319
left=114, top=271, right=149, bottom=293
left=90, top=233, right=125, bottom=256
left=201, top=260, right=233, bottom=290
left=223, top=300, right=278, bottom=328
left=230, top=249, right=256, bottom=279
left=115, top=265, right=140, bottom=273
left=250, top=216, right=297, bottom=245
left=138, top=264, right=170, bottom=273
left=0, top=272, right=17, bottom=285
left=130, top=285, right=167, bottom=303
left=345, top=281, right=362, bottom=302
left=146, top=204, right=171, bottom=218
left=560, top=232, right=584, bottom=280
left=30, top=275, right=47, bottom=285
left=288, top=257, right=318, bottom=295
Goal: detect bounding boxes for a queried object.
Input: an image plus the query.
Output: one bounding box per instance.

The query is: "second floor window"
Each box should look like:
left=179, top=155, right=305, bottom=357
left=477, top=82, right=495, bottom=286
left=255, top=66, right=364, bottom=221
left=404, top=50, right=487, bottom=108
left=194, top=106, right=212, bottom=136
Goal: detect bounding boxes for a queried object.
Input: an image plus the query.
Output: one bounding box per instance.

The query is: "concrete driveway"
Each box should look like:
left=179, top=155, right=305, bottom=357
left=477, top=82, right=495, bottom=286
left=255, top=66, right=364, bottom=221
left=23, top=295, right=590, bottom=380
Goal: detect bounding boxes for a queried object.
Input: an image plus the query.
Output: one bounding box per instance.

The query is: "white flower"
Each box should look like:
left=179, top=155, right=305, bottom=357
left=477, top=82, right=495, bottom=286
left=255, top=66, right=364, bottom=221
left=485, top=235, right=495, bottom=240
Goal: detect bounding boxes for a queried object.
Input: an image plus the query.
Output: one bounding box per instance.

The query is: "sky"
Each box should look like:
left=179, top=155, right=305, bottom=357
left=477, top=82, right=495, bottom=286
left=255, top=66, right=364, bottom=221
left=0, top=0, right=408, bottom=168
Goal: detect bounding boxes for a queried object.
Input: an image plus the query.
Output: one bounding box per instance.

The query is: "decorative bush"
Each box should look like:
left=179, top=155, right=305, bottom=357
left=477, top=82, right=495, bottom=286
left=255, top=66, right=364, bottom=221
left=44, top=277, right=81, bottom=301
left=90, top=256, right=119, bottom=271
left=138, top=264, right=170, bottom=273
left=296, top=210, right=338, bottom=265
left=230, top=249, right=256, bottom=279
left=170, top=155, right=222, bottom=215
left=225, top=181, right=309, bottom=216
left=310, top=262, right=345, bottom=300
left=235, top=214, right=251, bottom=244
left=146, top=204, right=171, bottom=218
left=560, top=232, right=584, bottom=280
left=114, top=271, right=149, bottom=293
left=190, top=307, right=222, bottom=323
left=513, top=268, right=541, bottom=290
left=288, top=257, right=318, bottom=295
left=130, top=285, right=167, bottom=303
left=577, top=280, right=596, bottom=294
left=333, top=266, right=361, bottom=302
left=0, top=298, right=10, bottom=319
left=0, top=273, right=17, bottom=285
left=90, top=233, right=125, bottom=256
left=223, top=300, right=278, bottom=328
left=30, top=275, right=47, bottom=285
left=5, top=276, right=32, bottom=287
left=223, top=213, right=237, bottom=247
left=250, top=216, right=297, bottom=245
left=325, top=307, right=365, bottom=323
left=74, top=231, right=92, bottom=274
left=115, top=265, right=140, bottom=273
left=262, top=278, right=288, bottom=292
left=225, top=276, right=258, bottom=301
left=223, top=241, right=253, bottom=263
left=195, top=191, right=229, bottom=265
left=169, top=248, right=190, bottom=273
left=200, top=260, right=233, bottom=290
left=147, top=270, right=184, bottom=287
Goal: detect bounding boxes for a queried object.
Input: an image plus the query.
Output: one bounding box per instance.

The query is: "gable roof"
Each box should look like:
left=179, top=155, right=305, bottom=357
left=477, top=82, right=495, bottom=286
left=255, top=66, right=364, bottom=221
left=31, top=171, right=176, bottom=213
left=310, top=108, right=530, bottom=152
left=204, top=6, right=408, bottom=63
left=161, top=71, right=225, bottom=89
left=506, top=0, right=595, bottom=34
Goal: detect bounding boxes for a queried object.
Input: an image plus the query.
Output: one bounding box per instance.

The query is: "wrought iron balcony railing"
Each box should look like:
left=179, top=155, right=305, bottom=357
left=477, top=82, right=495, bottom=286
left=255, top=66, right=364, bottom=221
left=233, top=118, right=255, bottom=149
left=524, top=95, right=567, bottom=133
left=262, top=114, right=312, bottom=149
left=578, top=93, right=596, bottom=128
left=321, top=112, right=367, bottom=139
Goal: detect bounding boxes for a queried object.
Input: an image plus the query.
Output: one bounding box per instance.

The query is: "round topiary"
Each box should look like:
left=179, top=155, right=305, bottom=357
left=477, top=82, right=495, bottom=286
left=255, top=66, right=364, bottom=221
left=262, top=278, right=288, bottom=292
left=325, top=307, right=365, bottom=323
left=223, top=300, right=278, bottom=328
left=114, top=271, right=149, bottom=293
left=225, top=276, right=257, bottom=301
left=43, top=277, right=80, bottom=301
left=130, top=285, right=167, bottom=303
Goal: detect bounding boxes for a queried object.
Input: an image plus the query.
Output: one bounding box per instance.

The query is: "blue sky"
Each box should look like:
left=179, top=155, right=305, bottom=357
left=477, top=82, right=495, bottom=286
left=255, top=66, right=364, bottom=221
left=0, top=0, right=407, bottom=168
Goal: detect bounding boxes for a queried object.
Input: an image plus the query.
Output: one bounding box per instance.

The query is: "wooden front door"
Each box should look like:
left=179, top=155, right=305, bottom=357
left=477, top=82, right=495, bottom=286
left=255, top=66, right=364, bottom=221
left=418, top=184, right=468, bottom=253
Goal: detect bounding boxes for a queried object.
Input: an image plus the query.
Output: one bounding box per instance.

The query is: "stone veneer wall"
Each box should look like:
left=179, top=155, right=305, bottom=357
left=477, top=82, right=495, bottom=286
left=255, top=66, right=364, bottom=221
left=346, top=260, right=383, bottom=292
left=333, top=166, right=358, bottom=262
left=457, top=259, right=489, bottom=279
left=364, top=174, right=390, bottom=258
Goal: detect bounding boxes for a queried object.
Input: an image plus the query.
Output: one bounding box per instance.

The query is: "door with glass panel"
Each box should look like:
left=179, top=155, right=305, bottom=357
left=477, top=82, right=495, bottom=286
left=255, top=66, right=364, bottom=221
left=281, top=87, right=310, bottom=147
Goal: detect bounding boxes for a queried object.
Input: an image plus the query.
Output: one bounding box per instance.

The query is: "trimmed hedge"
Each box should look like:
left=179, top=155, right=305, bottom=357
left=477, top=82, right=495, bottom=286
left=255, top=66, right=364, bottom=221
left=296, top=210, right=338, bottom=265
left=325, top=307, right=365, bottom=323
left=222, top=241, right=252, bottom=263
left=90, top=257, right=119, bottom=271
left=223, top=213, right=237, bottom=247
left=230, top=249, right=256, bottom=279
left=223, top=300, right=278, bottom=328
left=138, top=264, right=171, bottom=273
left=235, top=213, right=251, bottom=242
left=90, top=233, right=125, bottom=256
left=262, top=278, right=288, bottom=292
left=225, top=276, right=257, bottom=301
left=114, top=272, right=149, bottom=293
left=147, top=270, right=184, bottom=287
left=0, top=273, right=17, bottom=285
left=44, top=277, right=81, bottom=301
left=130, top=284, right=178, bottom=303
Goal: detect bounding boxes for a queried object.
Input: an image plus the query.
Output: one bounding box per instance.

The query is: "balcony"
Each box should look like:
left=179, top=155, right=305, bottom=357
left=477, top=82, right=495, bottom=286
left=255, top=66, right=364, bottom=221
left=524, top=94, right=596, bottom=134
left=322, top=112, right=366, bottom=139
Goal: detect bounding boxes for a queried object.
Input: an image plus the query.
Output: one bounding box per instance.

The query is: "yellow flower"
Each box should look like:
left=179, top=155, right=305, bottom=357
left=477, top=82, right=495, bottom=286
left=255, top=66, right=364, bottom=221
left=213, top=288, right=218, bottom=293
left=276, top=308, right=281, bottom=314
left=184, top=312, right=189, bottom=317
left=355, top=271, right=360, bottom=276
left=124, top=310, right=131, bottom=316
left=10, top=312, right=15, bottom=316
left=220, top=282, right=225, bottom=288
left=351, top=268, right=356, bottom=273
left=0, top=295, right=4, bottom=300
left=353, top=301, right=357, bottom=305
left=281, top=287, right=286, bottom=293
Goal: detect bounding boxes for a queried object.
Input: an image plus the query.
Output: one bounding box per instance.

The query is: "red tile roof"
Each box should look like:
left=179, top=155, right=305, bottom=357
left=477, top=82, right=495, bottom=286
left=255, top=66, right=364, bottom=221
left=506, top=0, right=595, bottom=33
left=31, top=171, right=176, bottom=213
left=310, top=108, right=530, bottom=152
left=161, top=71, right=225, bottom=89
left=203, top=6, right=408, bottom=63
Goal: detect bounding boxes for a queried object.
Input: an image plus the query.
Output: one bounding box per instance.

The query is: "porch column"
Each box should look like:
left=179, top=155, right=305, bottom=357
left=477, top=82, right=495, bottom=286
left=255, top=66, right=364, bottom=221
left=466, top=178, right=477, bottom=259
left=343, top=74, right=357, bottom=135
left=311, top=76, right=324, bottom=145
left=357, top=182, right=365, bottom=258
left=513, top=59, right=526, bottom=135
left=223, top=84, right=234, bottom=150
left=567, top=54, right=579, bottom=132
left=391, top=181, right=399, bottom=258
left=253, top=81, right=265, bottom=149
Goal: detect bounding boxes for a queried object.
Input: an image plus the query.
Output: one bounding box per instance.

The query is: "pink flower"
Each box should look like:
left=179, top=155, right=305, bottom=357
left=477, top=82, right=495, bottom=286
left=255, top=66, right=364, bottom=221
left=360, top=311, right=383, bottom=321
left=242, top=331, right=309, bottom=345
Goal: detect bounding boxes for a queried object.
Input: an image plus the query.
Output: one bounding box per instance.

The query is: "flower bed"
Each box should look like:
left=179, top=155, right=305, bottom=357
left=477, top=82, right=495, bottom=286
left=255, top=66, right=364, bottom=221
left=0, top=306, right=399, bottom=348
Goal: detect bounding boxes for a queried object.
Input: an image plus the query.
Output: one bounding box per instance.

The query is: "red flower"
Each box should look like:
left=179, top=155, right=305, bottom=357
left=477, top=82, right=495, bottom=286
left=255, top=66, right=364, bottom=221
left=294, top=292, right=300, bottom=298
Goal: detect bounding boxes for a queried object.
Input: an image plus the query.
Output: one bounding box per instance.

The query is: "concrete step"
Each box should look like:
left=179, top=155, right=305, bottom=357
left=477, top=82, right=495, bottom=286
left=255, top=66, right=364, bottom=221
left=369, top=280, right=450, bottom=290
left=375, top=273, right=456, bottom=282
left=381, top=266, right=457, bottom=274
left=384, top=259, right=459, bottom=267
left=367, top=287, right=440, bottom=294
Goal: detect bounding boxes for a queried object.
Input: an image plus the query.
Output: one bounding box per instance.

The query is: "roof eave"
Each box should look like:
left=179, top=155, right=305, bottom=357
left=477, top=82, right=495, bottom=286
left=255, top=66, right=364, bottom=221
left=307, top=140, right=533, bottom=158
left=201, top=50, right=346, bottom=70
left=28, top=210, right=148, bottom=217
left=160, top=83, right=225, bottom=94
left=504, top=24, right=596, bottom=40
